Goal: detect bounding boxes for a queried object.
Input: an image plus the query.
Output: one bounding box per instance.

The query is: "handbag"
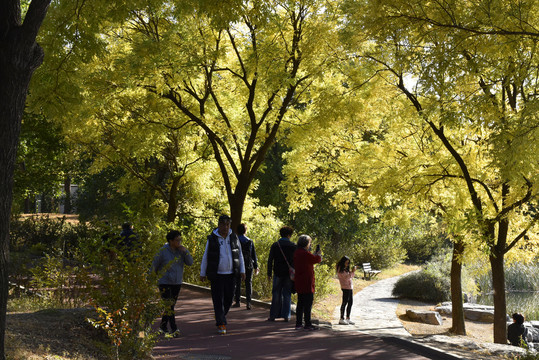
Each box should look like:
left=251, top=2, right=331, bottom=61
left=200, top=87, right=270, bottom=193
left=277, top=241, right=295, bottom=281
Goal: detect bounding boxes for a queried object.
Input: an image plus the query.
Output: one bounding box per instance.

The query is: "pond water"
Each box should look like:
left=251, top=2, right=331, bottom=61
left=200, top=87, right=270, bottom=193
left=476, top=292, right=539, bottom=321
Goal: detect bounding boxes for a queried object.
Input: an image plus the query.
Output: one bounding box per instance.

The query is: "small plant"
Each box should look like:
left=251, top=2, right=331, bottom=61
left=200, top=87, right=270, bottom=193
left=88, top=306, right=132, bottom=360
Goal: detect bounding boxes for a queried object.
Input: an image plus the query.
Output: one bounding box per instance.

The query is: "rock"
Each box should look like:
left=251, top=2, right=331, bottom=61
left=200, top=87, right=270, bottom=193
left=464, top=308, right=494, bottom=322
left=435, top=305, right=452, bottom=315
left=526, top=324, right=539, bottom=342
left=435, top=303, right=497, bottom=323
left=406, top=309, right=443, bottom=325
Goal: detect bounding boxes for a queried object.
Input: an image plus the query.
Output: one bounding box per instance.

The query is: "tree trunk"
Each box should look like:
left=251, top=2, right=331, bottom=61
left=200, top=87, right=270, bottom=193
left=229, top=178, right=250, bottom=233
left=0, top=1, right=51, bottom=357
left=450, top=239, right=466, bottom=335
left=490, top=248, right=507, bottom=344
left=63, top=176, right=71, bottom=214
left=165, top=177, right=181, bottom=223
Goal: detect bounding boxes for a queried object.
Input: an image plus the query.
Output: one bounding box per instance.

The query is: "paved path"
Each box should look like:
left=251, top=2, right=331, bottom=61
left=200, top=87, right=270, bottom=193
left=151, top=275, right=457, bottom=360
left=332, top=274, right=412, bottom=338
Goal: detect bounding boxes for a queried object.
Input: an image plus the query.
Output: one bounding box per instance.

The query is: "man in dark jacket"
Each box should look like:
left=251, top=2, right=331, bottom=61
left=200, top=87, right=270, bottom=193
left=233, top=223, right=259, bottom=309
left=200, top=215, right=245, bottom=335
left=267, top=226, right=296, bottom=321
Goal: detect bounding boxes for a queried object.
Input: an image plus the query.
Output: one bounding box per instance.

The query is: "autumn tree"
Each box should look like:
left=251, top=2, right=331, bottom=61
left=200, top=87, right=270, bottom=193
left=311, top=0, right=539, bottom=342
left=31, top=0, right=341, bottom=230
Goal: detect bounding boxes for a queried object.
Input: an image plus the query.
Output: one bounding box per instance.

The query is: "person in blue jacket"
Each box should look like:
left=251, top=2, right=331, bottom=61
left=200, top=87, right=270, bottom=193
left=152, top=230, right=194, bottom=337
left=232, top=223, right=259, bottom=309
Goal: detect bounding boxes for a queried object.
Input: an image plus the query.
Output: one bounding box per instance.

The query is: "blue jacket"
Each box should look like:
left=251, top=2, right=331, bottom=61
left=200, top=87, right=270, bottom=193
left=152, top=243, right=194, bottom=285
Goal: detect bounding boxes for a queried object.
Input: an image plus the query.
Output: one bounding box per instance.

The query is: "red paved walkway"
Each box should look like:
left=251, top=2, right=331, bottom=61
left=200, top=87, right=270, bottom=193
left=152, top=286, right=448, bottom=360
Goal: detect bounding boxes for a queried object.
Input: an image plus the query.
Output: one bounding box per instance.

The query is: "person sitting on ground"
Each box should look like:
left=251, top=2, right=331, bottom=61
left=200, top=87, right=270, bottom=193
left=508, top=313, right=529, bottom=347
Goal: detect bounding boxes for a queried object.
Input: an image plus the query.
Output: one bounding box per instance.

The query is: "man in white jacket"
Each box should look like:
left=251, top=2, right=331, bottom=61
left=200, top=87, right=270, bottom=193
left=200, top=215, right=246, bottom=335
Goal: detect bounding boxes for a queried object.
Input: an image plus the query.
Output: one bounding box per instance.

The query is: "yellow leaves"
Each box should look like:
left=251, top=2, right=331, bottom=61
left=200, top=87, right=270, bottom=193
left=88, top=306, right=133, bottom=347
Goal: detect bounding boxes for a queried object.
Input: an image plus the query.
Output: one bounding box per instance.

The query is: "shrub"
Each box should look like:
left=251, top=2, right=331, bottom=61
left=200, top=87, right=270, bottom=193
left=82, top=225, right=163, bottom=360
left=400, top=219, right=449, bottom=264
left=352, top=224, right=407, bottom=269
left=392, top=270, right=450, bottom=303
left=10, top=215, right=97, bottom=258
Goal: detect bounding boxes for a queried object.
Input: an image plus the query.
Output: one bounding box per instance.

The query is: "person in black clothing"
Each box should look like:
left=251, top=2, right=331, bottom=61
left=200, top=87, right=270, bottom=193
left=508, top=313, right=529, bottom=347
left=233, top=223, right=259, bottom=309
left=200, top=215, right=246, bottom=335
left=119, top=222, right=138, bottom=251
left=267, top=226, right=296, bottom=321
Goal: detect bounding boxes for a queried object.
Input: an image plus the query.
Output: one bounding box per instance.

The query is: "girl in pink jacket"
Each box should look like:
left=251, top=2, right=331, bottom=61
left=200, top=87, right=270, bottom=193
left=336, top=256, right=355, bottom=325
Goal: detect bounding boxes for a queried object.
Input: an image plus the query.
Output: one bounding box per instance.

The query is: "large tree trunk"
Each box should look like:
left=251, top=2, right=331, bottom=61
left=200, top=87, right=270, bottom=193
left=490, top=249, right=507, bottom=344
left=450, top=239, right=466, bottom=335
left=0, top=1, right=51, bottom=358
left=165, top=177, right=181, bottom=223
left=229, top=177, right=250, bottom=233
left=490, top=214, right=509, bottom=344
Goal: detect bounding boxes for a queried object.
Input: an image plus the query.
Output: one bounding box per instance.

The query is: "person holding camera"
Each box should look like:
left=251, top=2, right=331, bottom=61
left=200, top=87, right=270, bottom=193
left=293, top=235, right=322, bottom=330
left=336, top=255, right=356, bottom=325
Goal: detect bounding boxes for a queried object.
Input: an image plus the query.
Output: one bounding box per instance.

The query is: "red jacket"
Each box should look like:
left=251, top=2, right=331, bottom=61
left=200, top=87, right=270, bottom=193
left=293, top=247, right=322, bottom=294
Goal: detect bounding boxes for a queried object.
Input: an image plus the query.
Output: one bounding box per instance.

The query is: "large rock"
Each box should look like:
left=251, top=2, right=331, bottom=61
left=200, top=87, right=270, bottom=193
left=406, top=309, right=443, bottom=325
left=434, top=302, right=501, bottom=323
left=464, top=308, right=494, bottom=322
left=526, top=324, right=539, bottom=342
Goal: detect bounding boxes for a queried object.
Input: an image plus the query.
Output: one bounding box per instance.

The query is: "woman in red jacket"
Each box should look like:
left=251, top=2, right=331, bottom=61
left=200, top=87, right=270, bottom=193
left=293, top=234, right=322, bottom=330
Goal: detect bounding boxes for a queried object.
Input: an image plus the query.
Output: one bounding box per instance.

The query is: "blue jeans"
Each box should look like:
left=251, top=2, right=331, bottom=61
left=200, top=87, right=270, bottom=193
left=269, top=275, right=293, bottom=320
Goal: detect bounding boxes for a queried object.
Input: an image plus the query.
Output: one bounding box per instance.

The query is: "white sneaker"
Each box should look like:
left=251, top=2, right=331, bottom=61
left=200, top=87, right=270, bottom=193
left=347, top=319, right=355, bottom=325
left=338, top=319, right=348, bottom=325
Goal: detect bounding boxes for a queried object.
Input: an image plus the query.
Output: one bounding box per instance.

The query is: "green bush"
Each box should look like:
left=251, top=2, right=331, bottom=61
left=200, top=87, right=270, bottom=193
left=352, top=224, right=407, bottom=269
left=10, top=215, right=97, bottom=258
left=82, top=225, right=164, bottom=360
left=392, top=270, right=450, bottom=303
left=400, top=219, right=449, bottom=264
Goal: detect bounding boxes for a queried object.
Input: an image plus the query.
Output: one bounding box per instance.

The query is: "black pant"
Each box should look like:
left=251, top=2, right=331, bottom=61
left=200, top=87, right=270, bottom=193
left=296, top=293, right=314, bottom=327
left=211, top=274, right=235, bottom=326
left=234, top=268, right=253, bottom=303
left=159, top=284, right=182, bottom=332
left=340, top=289, right=353, bottom=319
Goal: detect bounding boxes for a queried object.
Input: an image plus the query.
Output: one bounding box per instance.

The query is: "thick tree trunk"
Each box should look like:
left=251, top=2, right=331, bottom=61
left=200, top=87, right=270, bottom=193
left=490, top=249, right=507, bottom=344
left=450, top=239, right=466, bottom=335
left=0, top=1, right=51, bottom=358
left=165, top=177, right=181, bottom=223
left=229, top=178, right=250, bottom=233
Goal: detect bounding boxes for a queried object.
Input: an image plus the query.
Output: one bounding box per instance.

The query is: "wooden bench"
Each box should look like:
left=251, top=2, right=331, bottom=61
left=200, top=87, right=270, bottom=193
left=362, top=263, right=381, bottom=280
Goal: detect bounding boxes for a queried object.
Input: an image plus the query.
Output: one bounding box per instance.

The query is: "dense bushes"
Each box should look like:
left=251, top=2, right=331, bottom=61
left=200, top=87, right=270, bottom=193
left=392, top=270, right=450, bottom=303
left=10, top=215, right=96, bottom=257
